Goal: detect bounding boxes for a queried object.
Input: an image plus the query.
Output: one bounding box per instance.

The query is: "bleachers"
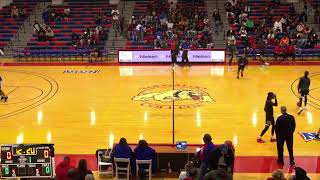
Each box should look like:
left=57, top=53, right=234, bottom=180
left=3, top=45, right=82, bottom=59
left=226, top=0, right=320, bottom=58
left=23, top=0, right=116, bottom=57
left=0, top=0, right=38, bottom=49
left=126, top=0, right=208, bottom=50
left=126, top=0, right=153, bottom=49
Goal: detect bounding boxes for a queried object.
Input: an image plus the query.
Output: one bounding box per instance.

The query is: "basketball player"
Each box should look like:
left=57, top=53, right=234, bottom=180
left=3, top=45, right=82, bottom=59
left=297, top=71, right=310, bottom=115
left=0, top=76, right=8, bottom=102
left=236, top=55, right=248, bottom=79
left=257, top=92, right=277, bottom=143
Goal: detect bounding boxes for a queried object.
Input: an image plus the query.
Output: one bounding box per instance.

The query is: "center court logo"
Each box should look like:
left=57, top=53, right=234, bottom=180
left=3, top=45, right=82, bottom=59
left=132, top=84, right=214, bottom=109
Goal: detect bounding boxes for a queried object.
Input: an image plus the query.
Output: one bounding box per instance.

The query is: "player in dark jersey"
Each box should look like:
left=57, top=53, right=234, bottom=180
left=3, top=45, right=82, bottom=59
left=236, top=55, right=248, bottom=79
left=297, top=71, right=310, bottom=115
left=0, top=76, right=8, bottom=102
left=257, top=92, right=278, bottom=143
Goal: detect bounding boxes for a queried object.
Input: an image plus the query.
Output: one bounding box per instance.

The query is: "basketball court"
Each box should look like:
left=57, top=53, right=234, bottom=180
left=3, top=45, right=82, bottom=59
left=0, top=65, right=319, bottom=179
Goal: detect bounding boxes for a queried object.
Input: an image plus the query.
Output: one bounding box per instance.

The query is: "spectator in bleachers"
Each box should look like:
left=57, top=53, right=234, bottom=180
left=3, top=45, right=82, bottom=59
left=80, top=29, right=91, bottom=46
left=178, top=161, right=199, bottom=180
left=55, top=156, right=74, bottom=180
left=111, top=7, right=120, bottom=33
left=212, top=9, right=222, bottom=34
left=134, top=140, right=156, bottom=173
left=273, top=19, right=282, bottom=33
left=197, top=133, right=215, bottom=180
left=226, top=30, right=236, bottom=70
left=19, top=8, right=27, bottom=19
left=77, top=159, right=93, bottom=180
left=11, top=6, right=19, bottom=18
left=33, top=21, right=41, bottom=34
left=307, top=31, right=318, bottom=48
left=274, top=45, right=284, bottom=61
left=63, top=7, right=70, bottom=18
left=45, top=27, right=55, bottom=41
left=71, top=32, right=80, bottom=47
left=95, top=12, right=105, bottom=25
left=42, top=9, right=50, bottom=24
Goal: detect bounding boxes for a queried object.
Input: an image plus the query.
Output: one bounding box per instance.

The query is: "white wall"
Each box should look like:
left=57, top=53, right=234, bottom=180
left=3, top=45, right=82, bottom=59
left=0, top=0, right=13, bottom=9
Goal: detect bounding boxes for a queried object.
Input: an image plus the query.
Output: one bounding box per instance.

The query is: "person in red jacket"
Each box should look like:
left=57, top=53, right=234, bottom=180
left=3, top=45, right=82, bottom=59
left=55, top=156, right=74, bottom=180
left=286, top=45, right=295, bottom=61
left=274, top=45, right=284, bottom=61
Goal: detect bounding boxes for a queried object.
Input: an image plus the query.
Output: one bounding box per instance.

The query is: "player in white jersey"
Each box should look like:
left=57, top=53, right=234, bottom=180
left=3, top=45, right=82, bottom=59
left=0, top=76, right=8, bottom=102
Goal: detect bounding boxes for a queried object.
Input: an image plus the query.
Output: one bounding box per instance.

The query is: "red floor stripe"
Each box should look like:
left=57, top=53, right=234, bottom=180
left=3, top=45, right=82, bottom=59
left=55, top=154, right=320, bottom=173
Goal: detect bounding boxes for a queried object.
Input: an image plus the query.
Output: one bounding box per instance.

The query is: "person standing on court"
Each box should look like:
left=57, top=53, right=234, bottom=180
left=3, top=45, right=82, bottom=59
left=257, top=92, right=277, bottom=143
left=180, top=40, right=190, bottom=65
left=275, top=106, right=296, bottom=166
left=297, top=71, right=310, bottom=115
left=0, top=76, right=8, bottom=102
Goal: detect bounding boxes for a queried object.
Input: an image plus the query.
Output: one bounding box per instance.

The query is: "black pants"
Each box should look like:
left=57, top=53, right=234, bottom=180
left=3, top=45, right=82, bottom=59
left=299, top=89, right=309, bottom=107
left=260, top=116, right=275, bottom=137
left=171, top=50, right=177, bottom=63
left=182, top=50, right=189, bottom=63
left=276, top=135, right=294, bottom=163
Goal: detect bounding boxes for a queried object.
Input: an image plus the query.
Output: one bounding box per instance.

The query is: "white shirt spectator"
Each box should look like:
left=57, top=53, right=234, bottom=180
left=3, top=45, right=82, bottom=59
left=64, top=8, right=70, bottom=15
left=267, top=33, right=275, bottom=39
left=136, top=24, right=142, bottom=31
left=203, top=17, right=209, bottom=25
left=46, top=29, right=54, bottom=37
left=273, top=20, right=282, bottom=32
left=111, top=9, right=119, bottom=20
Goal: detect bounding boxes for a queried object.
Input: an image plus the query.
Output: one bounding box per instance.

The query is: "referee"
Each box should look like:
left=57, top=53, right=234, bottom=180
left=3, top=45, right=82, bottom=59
left=0, top=76, right=8, bottom=102
left=275, top=106, right=296, bottom=166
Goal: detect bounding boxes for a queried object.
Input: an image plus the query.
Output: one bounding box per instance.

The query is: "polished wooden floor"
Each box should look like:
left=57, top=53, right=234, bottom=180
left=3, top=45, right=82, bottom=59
left=0, top=65, right=319, bottom=178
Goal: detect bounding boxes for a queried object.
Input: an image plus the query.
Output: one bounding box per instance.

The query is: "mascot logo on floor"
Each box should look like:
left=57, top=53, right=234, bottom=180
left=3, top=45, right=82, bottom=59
left=132, top=84, right=214, bottom=109
left=299, top=132, right=318, bottom=142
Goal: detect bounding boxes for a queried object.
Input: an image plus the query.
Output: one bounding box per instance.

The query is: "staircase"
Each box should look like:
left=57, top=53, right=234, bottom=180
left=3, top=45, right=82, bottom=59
left=3, top=1, right=51, bottom=57
left=105, top=0, right=135, bottom=56
left=206, top=0, right=229, bottom=48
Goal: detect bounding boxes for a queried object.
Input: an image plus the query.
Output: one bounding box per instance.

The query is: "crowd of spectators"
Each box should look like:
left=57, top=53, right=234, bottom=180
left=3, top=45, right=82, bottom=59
left=225, top=0, right=319, bottom=60
left=128, top=0, right=213, bottom=49
left=42, top=6, right=70, bottom=24
left=40, top=5, right=109, bottom=49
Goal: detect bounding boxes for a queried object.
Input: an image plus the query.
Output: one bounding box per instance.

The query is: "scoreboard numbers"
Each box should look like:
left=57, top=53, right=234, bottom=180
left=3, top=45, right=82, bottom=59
left=0, top=144, right=54, bottom=178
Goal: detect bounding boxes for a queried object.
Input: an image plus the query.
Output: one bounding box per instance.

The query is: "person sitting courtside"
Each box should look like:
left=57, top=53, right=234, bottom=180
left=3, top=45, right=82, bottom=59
left=134, top=140, right=156, bottom=173
left=111, top=137, right=134, bottom=173
left=77, top=159, right=93, bottom=180
left=55, top=156, right=74, bottom=180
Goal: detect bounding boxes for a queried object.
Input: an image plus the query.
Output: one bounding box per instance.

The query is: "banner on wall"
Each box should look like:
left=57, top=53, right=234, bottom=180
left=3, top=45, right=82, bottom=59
left=118, top=50, right=225, bottom=63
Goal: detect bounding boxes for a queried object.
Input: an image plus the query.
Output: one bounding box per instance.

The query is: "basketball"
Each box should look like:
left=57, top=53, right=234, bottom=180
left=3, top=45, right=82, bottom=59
left=297, top=101, right=302, bottom=107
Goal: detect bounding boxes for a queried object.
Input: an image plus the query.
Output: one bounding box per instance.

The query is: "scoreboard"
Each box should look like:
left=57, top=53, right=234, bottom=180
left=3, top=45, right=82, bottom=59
left=0, top=144, right=55, bottom=178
